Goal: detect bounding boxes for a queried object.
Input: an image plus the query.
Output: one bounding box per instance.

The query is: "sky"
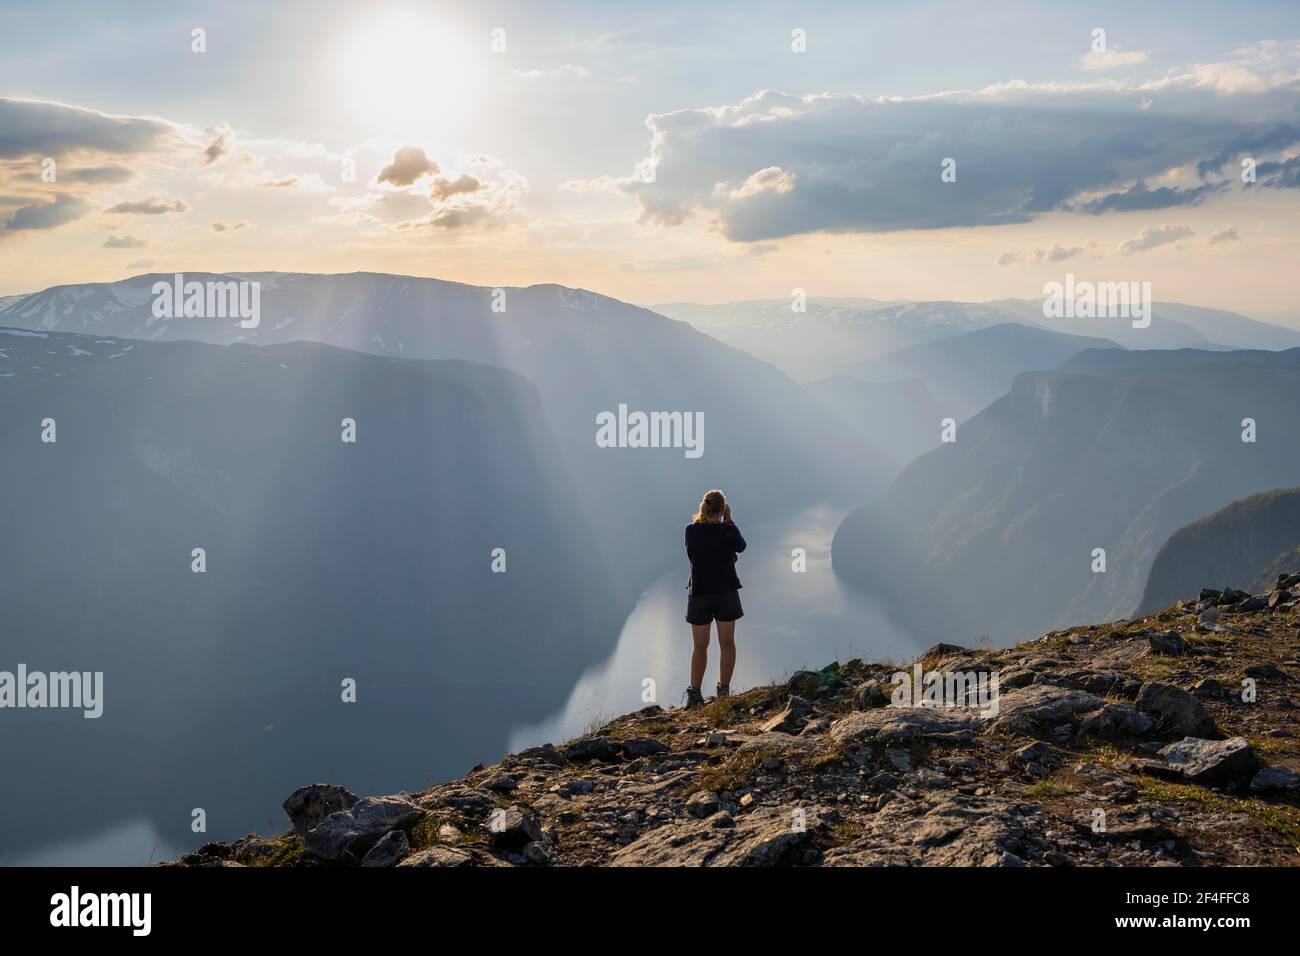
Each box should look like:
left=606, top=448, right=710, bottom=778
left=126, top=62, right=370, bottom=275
left=2, top=0, right=1299, bottom=322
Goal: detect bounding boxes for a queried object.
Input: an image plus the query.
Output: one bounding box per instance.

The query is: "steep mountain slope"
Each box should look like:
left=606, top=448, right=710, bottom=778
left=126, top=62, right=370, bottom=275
left=832, top=348, right=1300, bottom=642
left=176, top=583, right=1300, bottom=868
left=0, top=273, right=893, bottom=588
left=0, top=326, right=630, bottom=862
left=1137, top=489, right=1300, bottom=614
left=841, top=323, right=1121, bottom=421
left=805, top=375, right=942, bottom=467
left=651, top=299, right=1032, bottom=381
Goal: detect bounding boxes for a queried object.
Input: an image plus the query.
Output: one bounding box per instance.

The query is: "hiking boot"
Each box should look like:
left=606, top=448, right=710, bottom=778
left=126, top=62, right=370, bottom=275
left=683, top=686, right=705, bottom=709
left=715, top=682, right=730, bottom=699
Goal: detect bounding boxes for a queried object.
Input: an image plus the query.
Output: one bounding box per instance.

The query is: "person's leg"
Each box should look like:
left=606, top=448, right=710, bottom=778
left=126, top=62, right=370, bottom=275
left=717, top=619, right=736, bottom=686
left=690, top=623, right=711, bottom=689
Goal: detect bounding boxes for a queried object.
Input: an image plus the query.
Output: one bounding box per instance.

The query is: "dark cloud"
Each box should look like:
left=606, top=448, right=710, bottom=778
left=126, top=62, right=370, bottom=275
left=376, top=146, right=439, bottom=187
left=594, top=83, right=1296, bottom=240
left=1253, top=155, right=1300, bottom=189
left=430, top=174, right=483, bottom=202
left=65, top=163, right=134, bottom=184
left=0, top=97, right=176, bottom=159
left=1, top=193, right=90, bottom=231
left=1072, top=179, right=1225, bottom=214
left=203, top=123, right=234, bottom=165
left=105, top=196, right=189, bottom=215
left=1196, top=124, right=1300, bottom=177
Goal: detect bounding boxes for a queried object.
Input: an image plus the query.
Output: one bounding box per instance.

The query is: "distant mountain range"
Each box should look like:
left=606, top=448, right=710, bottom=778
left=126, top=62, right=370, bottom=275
left=0, top=272, right=893, bottom=590
left=832, top=346, right=1300, bottom=642
left=1137, top=488, right=1300, bottom=614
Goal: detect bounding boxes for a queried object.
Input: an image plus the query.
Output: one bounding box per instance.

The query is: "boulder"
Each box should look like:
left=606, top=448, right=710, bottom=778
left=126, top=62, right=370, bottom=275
left=1079, top=702, right=1154, bottom=740
left=761, top=696, right=811, bottom=734
left=985, top=685, right=1104, bottom=739
left=1191, top=678, right=1225, bottom=700
left=787, top=671, right=822, bottom=697
left=487, top=805, right=542, bottom=849
left=685, top=790, right=721, bottom=818
left=561, top=736, right=624, bottom=761
left=621, top=737, right=670, bottom=757
left=611, top=806, right=824, bottom=866
left=360, top=830, right=410, bottom=867
left=480, top=773, right=518, bottom=792
left=1135, top=682, right=1218, bottom=738
left=1157, top=737, right=1256, bottom=788
left=852, top=679, right=889, bottom=710
left=303, top=795, right=425, bottom=862
left=282, top=783, right=358, bottom=836
left=830, top=707, right=982, bottom=744
left=1148, top=631, right=1187, bottom=656
left=1250, top=766, right=1300, bottom=792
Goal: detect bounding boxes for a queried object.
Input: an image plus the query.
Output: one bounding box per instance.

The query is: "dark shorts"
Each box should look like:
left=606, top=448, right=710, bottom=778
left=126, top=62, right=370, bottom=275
left=686, top=589, right=744, bottom=625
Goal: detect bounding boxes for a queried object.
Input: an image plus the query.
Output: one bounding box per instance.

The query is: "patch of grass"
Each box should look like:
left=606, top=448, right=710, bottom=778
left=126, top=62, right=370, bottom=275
left=1137, top=778, right=1300, bottom=849
left=683, top=748, right=772, bottom=797
left=245, top=831, right=309, bottom=867
left=1026, top=778, right=1080, bottom=799
left=1248, top=737, right=1291, bottom=755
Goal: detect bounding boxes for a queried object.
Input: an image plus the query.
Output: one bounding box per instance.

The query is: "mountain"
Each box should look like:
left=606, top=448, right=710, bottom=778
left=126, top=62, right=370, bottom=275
left=650, top=299, right=1032, bottom=381
left=840, top=323, right=1121, bottom=422
left=0, top=326, right=631, bottom=861
left=1137, top=489, right=1300, bottom=614
left=832, top=347, right=1300, bottom=642
left=0, top=272, right=893, bottom=589
left=173, top=582, right=1300, bottom=868
left=805, top=375, right=942, bottom=467
left=986, top=299, right=1300, bottom=352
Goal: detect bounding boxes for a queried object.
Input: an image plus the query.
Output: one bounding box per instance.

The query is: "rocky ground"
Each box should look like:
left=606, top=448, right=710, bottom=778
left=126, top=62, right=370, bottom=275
left=174, top=578, right=1300, bottom=867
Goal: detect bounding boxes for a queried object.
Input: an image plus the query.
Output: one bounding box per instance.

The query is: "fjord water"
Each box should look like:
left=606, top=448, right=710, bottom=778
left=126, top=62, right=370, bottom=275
left=4, top=503, right=914, bottom=867
left=509, top=504, right=919, bottom=752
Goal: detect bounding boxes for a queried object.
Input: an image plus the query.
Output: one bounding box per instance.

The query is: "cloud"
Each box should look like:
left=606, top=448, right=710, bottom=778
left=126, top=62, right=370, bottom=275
left=588, top=46, right=1300, bottom=241
left=996, top=242, right=1089, bottom=266
left=255, top=173, right=328, bottom=190
left=376, top=146, right=439, bottom=187
left=1071, top=179, right=1225, bottom=214
left=211, top=221, right=248, bottom=232
left=0, top=97, right=179, bottom=159
left=1118, top=224, right=1194, bottom=254
left=102, top=234, right=146, bottom=248
left=1079, top=48, right=1151, bottom=72
left=430, top=174, right=483, bottom=202
left=515, top=65, right=591, bottom=81
left=104, top=196, right=189, bottom=215
left=1, top=193, right=89, bottom=232
left=203, top=123, right=234, bottom=165
left=125, top=258, right=153, bottom=269
left=1208, top=225, right=1240, bottom=245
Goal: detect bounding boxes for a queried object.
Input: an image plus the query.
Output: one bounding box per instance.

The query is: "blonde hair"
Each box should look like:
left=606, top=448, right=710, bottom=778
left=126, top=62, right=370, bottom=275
left=692, top=489, right=726, bottom=524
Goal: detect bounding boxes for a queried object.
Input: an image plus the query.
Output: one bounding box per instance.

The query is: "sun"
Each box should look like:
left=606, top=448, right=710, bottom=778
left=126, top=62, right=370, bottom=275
left=339, top=11, right=483, bottom=136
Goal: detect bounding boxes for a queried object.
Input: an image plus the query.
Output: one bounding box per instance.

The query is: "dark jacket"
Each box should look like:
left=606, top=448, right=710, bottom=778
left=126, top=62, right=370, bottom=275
left=684, top=520, right=747, bottom=595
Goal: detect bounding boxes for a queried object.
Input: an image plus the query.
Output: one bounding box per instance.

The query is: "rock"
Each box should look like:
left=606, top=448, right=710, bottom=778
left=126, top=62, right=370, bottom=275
left=611, top=806, right=824, bottom=866
left=1158, top=737, right=1255, bottom=788
left=1079, top=702, right=1154, bottom=740
left=480, top=773, right=518, bottom=792
left=1237, top=595, right=1269, bottom=613
left=1191, top=678, right=1225, bottom=700
left=852, top=679, right=888, bottom=710
left=710, top=811, right=735, bottom=829
left=800, top=717, right=832, bottom=735
left=282, top=783, right=359, bottom=836
left=1244, top=662, right=1289, bottom=680
left=1014, top=741, right=1060, bottom=770
left=425, top=787, right=497, bottom=818
left=1135, top=682, right=1218, bottom=738
left=360, top=830, right=410, bottom=867
left=521, top=841, right=552, bottom=866
left=1250, top=766, right=1300, bottom=792
left=761, top=696, right=811, bottom=734
left=885, top=747, right=913, bottom=772
left=303, top=795, right=425, bottom=862
left=561, top=736, right=624, bottom=761
left=1199, top=588, right=1223, bottom=604
left=685, top=791, right=720, bottom=818
left=986, top=685, right=1104, bottom=739
left=621, top=737, right=670, bottom=757
left=398, top=846, right=473, bottom=867
left=830, top=707, right=982, bottom=744
left=787, top=671, right=821, bottom=697
left=921, top=643, right=968, bottom=660
left=1197, top=606, right=1221, bottom=627
left=1219, top=587, right=1248, bottom=605
left=1268, top=589, right=1295, bottom=609
left=1148, top=631, right=1187, bottom=656
left=487, top=805, right=542, bottom=849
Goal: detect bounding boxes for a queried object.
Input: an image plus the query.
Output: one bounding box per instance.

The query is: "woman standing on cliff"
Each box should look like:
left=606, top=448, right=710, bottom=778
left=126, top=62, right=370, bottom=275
left=683, top=489, right=746, bottom=707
